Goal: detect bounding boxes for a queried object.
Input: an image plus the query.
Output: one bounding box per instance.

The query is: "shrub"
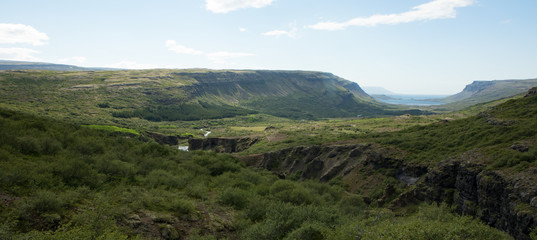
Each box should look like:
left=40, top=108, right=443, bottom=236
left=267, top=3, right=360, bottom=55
left=219, top=188, right=249, bottom=210
left=270, top=180, right=313, bottom=205
left=169, top=198, right=196, bottom=216
left=284, top=222, right=327, bottom=240
left=144, top=169, right=187, bottom=189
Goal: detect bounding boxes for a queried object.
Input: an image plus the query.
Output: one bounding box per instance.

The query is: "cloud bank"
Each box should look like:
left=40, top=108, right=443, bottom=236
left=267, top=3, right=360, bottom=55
left=206, top=0, right=276, bottom=13
left=0, top=23, right=49, bottom=45
left=309, top=0, right=474, bottom=30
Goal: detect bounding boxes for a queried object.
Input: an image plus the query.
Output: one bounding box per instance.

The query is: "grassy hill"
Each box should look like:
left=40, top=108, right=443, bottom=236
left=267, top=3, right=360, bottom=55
left=0, top=69, right=422, bottom=126
left=435, top=78, right=537, bottom=110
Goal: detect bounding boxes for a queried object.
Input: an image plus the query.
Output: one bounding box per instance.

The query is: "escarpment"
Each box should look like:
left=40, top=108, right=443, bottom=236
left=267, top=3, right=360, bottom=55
left=188, top=137, right=260, bottom=153
left=247, top=144, right=536, bottom=239
left=245, top=143, right=426, bottom=183
left=401, top=154, right=537, bottom=240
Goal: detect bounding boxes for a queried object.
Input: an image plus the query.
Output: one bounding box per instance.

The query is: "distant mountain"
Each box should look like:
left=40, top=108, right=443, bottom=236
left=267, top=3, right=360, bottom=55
left=0, top=69, right=424, bottom=122
left=362, top=86, right=396, bottom=95
left=437, top=78, right=537, bottom=109
left=0, top=60, right=118, bottom=71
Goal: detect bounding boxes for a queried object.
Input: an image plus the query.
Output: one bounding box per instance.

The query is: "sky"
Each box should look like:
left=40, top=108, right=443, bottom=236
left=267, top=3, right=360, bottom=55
left=1, top=0, right=536, bottom=94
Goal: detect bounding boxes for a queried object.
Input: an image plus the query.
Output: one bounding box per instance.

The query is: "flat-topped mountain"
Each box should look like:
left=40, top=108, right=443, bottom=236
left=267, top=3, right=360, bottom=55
left=0, top=69, right=421, bottom=123
left=438, top=78, right=537, bottom=109
left=0, top=60, right=117, bottom=71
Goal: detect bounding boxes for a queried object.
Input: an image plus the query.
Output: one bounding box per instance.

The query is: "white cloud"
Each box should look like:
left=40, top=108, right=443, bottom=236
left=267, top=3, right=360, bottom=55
left=205, top=0, right=276, bottom=13
left=59, top=56, right=86, bottom=64
left=262, top=23, right=298, bottom=38
left=262, top=30, right=289, bottom=36
left=0, top=47, right=40, bottom=61
left=0, top=23, right=49, bottom=45
left=106, top=61, right=162, bottom=70
left=166, top=40, right=254, bottom=64
left=239, top=27, right=247, bottom=32
left=206, top=51, right=255, bottom=64
left=309, top=0, right=475, bottom=30
left=165, top=40, right=204, bottom=55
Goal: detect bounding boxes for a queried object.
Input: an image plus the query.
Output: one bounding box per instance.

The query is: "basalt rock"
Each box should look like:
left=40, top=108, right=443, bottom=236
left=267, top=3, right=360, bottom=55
left=395, top=152, right=537, bottom=240
left=188, top=137, right=259, bottom=153
left=525, top=87, right=537, bottom=97
left=146, top=132, right=191, bottom=146
left=252, top=143, right=425, bottom=183
left=252, top=143, right=537, bottom=239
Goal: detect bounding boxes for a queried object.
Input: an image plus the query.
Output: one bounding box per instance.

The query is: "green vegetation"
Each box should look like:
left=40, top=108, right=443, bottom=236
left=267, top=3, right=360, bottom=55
left=363, top=93, right=537, bottom=168
left=113, top=101, right=255, bottom=121
left=83, top=124, right=140, bottom=136
left=0, top=108, right=512, bottom=239
left=435, top=78, right=537, bottom=111
left=0, top=69, right=422, bottom=126
left=2, top=69, right=535, bottom=239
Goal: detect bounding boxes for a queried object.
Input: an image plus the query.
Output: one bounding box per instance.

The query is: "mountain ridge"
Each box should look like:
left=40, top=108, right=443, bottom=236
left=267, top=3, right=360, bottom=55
left=0, top=60, right=119, bottom=71
left=0, top=69, right=423, bottom=124
left=437, top=78, right=537, bottom=110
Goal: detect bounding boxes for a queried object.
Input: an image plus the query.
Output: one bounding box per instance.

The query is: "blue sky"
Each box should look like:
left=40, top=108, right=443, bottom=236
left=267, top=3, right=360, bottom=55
left=1, top=0, right=536, bottom=94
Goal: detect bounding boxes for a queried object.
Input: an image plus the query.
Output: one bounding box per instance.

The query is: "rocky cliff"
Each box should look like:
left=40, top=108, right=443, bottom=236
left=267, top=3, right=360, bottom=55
left=246, top=143, right=536, bottom=239
left=188, top=137, right=260, bottom=153
left=396, top=152, right=537, bottom=240
left=246, top=143, right=425, bottom=183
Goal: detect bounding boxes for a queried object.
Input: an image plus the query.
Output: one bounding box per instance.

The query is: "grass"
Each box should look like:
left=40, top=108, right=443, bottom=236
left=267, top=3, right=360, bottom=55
left=82, top=125, right=140, bottom=136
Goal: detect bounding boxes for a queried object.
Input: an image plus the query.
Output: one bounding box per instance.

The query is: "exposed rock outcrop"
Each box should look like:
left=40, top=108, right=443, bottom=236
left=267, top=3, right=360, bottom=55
left=188, top=137, right=259, bottom=153
left=248, top=143, right=537, bottom=239
left=146, top=132, right=191, bottom=146
left=393, top=152, right=537, bottom=240
left=526, top=87, right=537, bottom=97
left=249, top=143, right=426, bottom=183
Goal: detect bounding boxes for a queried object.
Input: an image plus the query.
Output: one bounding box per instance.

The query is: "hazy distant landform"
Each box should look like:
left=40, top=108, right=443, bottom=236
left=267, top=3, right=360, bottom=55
left=363, top=87, right=447, bottom=106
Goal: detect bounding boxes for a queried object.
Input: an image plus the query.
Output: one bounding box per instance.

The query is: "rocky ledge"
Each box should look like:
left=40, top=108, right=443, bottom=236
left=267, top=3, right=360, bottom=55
left=188, top=137, right=259, bottom=153
left=393, top=152, right=537, bottom=240
left=247, top=144, right=536, bottom=239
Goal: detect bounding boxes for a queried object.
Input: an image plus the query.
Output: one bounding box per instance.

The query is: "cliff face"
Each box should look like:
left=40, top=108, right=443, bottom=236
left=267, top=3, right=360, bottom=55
left=441, top=78, right=537, bottom=108
left=174, top=70, right=386, bottom=119
left=188, top=137, right=260, bottom=153
left=247, top=144, right=536, bottom=240
left=244, top=143, right=425, bottom=184
left=406, top=154, right=537, bottom=240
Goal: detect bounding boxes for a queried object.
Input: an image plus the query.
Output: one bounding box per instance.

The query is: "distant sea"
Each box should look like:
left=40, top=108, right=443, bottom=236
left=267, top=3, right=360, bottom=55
left=373, top=94, right=447, bottom=106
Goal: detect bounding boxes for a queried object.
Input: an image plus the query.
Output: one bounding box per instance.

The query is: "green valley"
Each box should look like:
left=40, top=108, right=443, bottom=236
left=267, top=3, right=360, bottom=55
left=0, top=67, right=536, bottom=239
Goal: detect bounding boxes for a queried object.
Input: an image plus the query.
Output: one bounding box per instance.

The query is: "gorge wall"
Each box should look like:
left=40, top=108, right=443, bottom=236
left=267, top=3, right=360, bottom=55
left=246, top=144, right=536, bottom=240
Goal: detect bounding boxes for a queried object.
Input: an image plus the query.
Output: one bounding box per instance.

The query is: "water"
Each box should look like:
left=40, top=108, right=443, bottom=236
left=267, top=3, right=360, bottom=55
left=201, top=129, right=211, bottom=137
left=374, top=94, right=447, bottom=106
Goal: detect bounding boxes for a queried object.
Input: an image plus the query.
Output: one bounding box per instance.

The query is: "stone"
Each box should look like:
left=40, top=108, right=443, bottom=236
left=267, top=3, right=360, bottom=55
left=511, top=144, right=529, bottom=152
left=531, top=197, right=537, bottom=208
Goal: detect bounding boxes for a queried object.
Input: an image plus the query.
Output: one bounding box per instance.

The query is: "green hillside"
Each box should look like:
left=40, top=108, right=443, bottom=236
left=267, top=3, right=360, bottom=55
left=0, top=106, right=512, bottom=239
left=367, top=89, right=537, bottom=168
left=0, top=69, right=421, bottom=124
left=435, top=78, right=537, bottom=110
